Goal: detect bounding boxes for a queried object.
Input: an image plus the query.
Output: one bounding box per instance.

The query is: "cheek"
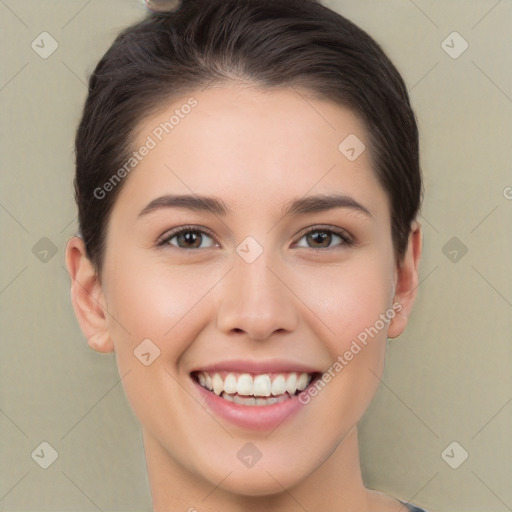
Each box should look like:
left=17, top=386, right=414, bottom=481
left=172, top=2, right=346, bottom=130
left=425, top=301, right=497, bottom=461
left=102, top=251, right=222, bottom=359
left=291, top=256, right=394, bottom=354
left=291, top=259, right=393, bottom=430
left=101, top=256, right=217, bottom=429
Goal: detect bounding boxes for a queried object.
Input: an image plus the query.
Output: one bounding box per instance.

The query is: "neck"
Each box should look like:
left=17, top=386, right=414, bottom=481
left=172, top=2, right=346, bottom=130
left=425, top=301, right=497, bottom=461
left=144, top=426, right=371, bottom=512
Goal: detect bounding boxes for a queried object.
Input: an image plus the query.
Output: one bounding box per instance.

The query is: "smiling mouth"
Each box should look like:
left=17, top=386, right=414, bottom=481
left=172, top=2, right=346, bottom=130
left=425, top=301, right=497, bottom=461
left=192, top=371, right=320, bottom=406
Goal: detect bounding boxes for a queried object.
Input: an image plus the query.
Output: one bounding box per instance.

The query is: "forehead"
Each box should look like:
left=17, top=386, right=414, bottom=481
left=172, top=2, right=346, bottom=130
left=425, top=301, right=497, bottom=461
left=116, top=85, right=389, bottom=220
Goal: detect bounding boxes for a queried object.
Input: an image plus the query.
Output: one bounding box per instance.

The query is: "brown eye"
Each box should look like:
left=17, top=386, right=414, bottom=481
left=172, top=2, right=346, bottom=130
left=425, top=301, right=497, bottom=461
left=294, top=228, right=353, bottom=249
left=160, top=228, right=217, bottom=249
left=175, top=230, right=203, bottom=248
left=306, top=231, right=332, bottom=248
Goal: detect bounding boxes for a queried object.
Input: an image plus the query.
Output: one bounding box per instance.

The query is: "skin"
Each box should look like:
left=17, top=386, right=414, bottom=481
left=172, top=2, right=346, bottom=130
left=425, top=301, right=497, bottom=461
left=66, top=84, right=421, bottom=512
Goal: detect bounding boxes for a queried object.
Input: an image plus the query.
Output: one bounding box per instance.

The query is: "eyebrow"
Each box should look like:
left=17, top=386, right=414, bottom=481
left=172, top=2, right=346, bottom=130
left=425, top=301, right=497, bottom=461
left=281, top=193, right=372, bottom=218
left=137, top=193, right=372, bottom=219
left=138, top=194, right=231, bottom=217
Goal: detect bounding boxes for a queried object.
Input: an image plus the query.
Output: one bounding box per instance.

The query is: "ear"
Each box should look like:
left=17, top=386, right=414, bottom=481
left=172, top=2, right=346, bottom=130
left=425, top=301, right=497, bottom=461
left=65, top=236, right=114, bottom=353
left=387, top=221, right=422, bottom=339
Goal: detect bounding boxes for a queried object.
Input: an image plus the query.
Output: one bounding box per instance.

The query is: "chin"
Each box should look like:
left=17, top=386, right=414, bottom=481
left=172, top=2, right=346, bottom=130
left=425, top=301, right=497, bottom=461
left=212, top=467, right=301, bottom=497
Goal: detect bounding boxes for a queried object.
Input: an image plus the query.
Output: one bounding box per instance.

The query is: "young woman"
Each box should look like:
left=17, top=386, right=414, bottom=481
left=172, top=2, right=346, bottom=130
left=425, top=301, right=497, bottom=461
left=66, top=0, right=425, bottom=510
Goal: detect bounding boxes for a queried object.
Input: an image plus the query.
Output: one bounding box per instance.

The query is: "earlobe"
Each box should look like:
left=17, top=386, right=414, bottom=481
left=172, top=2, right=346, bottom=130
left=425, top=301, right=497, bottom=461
left=387, top=222, right=422, bottom=339
left=65, top=236, right=114, bottom=353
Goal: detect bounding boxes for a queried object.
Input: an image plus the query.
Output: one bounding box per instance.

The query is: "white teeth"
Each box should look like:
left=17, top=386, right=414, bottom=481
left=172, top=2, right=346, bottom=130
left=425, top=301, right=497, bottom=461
left=212, top=373, right=224, bottom=395
left=196, top=371, right=314, bottom=400
left=286, top=373, right=297, bottom=394
left=237, top=373, right=253, bottom=395
left=222, top=393, right=290, bottom=407
left=224, top=373, right=237, bottom=394
left=253, top=375, right=272, bottom=397
left=205, top=373, right=213, bottom=391
left=271, top=374, right=286, bottom=396
left=296, top=372, right=309, bottom=391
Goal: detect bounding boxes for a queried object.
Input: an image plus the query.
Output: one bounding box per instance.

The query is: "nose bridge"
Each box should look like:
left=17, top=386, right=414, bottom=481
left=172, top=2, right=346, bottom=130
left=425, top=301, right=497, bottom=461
left=215, top=249, right=298, bottom=339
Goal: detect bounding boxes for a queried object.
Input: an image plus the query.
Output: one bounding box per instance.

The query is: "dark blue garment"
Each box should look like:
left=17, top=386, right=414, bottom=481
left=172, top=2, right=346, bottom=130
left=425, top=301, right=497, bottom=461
left=400, top=499, right=429, bottom=512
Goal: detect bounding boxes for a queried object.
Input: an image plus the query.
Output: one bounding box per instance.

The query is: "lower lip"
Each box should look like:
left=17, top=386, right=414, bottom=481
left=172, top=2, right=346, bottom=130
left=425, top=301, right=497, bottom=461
left=193, top=379, right=305, bottom=431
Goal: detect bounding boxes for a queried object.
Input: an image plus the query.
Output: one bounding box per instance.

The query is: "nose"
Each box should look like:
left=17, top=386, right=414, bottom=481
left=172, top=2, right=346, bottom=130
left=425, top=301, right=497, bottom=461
left=215, top=253, right=299, bottom=341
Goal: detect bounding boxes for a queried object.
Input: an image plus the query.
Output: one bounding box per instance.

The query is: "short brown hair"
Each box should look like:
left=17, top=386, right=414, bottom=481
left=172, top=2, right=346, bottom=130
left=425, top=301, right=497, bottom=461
left=74, top=0, right=422, bottom=270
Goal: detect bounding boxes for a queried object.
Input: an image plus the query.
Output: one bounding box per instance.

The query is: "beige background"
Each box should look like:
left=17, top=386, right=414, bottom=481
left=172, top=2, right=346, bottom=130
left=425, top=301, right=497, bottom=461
left=1, top=1, right=511, bottom=511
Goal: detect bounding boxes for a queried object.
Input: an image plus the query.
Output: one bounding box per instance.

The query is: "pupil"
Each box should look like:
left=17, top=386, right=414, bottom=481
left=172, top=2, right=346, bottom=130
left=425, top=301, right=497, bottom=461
left=180, top=231, right=201, bottom=248
left=308, top=231, right=330, bottom=247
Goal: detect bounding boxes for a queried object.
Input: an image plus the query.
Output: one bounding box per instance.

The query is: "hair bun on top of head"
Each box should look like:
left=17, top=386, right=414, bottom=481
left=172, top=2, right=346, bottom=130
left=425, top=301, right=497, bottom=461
left=144, top=0, right=183, bottom=14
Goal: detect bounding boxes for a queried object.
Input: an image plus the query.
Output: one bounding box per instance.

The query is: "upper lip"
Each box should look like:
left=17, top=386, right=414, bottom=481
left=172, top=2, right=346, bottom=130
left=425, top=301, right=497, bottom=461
left=190, top=359, right=321, bottom=374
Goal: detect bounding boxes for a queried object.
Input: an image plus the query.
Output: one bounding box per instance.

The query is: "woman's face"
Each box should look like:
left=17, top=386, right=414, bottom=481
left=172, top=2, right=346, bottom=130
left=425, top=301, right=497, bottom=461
left=74, top=85, right=419, bottom=496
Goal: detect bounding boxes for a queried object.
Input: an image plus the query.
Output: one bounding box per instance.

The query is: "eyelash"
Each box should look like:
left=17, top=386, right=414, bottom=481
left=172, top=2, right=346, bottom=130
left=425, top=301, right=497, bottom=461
left=157, top=224, right=355, bottom=251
